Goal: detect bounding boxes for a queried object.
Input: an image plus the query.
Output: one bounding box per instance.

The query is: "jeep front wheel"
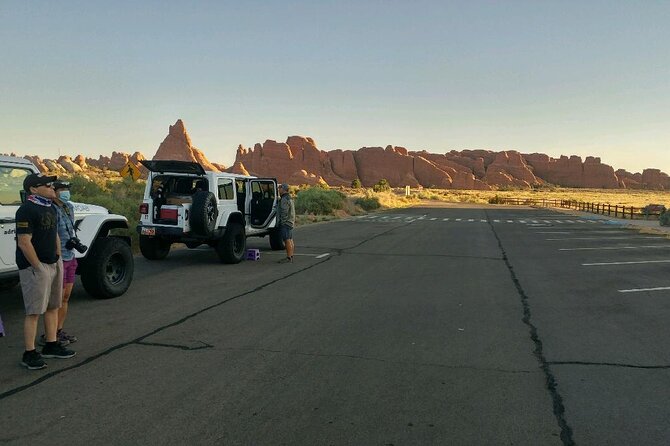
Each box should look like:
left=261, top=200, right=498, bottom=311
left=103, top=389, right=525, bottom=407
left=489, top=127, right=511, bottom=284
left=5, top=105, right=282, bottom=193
left=80, top=237, right=134, bottom=299
left=139, top=235, right=171, bottom=260
left=216, top=223, right=246, bottom=264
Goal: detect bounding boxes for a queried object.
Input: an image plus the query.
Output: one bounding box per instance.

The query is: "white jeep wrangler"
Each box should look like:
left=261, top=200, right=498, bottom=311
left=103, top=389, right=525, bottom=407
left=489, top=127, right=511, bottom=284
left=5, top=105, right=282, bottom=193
left=0, top=156, right=134, bottom=298
left=137, top=160, right=284, bottom=262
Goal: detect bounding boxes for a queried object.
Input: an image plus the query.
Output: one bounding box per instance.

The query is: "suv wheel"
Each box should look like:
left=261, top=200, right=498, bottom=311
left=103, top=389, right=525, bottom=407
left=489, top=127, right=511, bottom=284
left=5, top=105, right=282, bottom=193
left=269, top=228, right=285, bottom=250
left=191, top=191, right=218, bottom=237
left=216, top=223, right=246, bottom=264
left=140, top=235, right=171, bottom=260
left=80, top=237, right=134, bottom=299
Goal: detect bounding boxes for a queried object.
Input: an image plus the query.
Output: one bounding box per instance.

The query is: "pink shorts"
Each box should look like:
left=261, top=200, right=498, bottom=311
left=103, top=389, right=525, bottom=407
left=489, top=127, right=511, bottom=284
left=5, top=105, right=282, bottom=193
left=62, top=258, right=78, bottom=285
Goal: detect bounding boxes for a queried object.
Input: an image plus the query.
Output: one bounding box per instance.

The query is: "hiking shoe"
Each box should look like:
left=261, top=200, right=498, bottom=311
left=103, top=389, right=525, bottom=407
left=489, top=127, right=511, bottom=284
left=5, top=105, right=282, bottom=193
left=277, top=256, right=293, bottom=264
left=41, top=342, right=76, bottom=359
left=21, top=350, right=47, bottom=370
left=38, top=334, right=69, bottom=347
left=58, top=329, right=77, bottom=344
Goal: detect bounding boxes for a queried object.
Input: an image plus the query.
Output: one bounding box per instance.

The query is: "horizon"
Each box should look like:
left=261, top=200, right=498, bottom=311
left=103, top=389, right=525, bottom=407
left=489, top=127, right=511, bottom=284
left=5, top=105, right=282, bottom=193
left=2, top=1, right=669, bottom=174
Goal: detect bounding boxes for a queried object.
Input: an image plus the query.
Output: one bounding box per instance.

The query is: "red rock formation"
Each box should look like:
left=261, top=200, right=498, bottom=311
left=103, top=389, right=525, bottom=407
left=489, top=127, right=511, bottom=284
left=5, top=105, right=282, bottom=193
left=153, top=119, right=220, bottom=172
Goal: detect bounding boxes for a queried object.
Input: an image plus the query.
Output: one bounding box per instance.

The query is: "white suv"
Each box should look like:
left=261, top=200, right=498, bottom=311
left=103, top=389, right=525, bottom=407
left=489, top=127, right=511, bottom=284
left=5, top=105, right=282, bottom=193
left=0, top=156, right=134, bottom=298
left=137, top=160, right=284, bottom=262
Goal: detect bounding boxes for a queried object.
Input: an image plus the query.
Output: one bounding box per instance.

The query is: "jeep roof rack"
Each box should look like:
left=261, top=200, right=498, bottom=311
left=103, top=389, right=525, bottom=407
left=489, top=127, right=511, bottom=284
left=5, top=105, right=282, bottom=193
left=140, top=160, right=206, bottom=175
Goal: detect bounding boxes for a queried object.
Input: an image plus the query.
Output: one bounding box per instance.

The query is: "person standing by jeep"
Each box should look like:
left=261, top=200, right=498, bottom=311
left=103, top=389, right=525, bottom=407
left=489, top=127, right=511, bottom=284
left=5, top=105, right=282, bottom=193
left=42, top=181, right=78, bottom=346
left=16, top=173, right=75, bottom=370
left=277, top=183, right=295, bottom=263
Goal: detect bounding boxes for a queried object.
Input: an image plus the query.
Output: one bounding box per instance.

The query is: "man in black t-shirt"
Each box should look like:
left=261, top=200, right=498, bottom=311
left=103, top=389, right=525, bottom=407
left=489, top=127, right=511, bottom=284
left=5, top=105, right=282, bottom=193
left=16, top=173, right=76, bottom=370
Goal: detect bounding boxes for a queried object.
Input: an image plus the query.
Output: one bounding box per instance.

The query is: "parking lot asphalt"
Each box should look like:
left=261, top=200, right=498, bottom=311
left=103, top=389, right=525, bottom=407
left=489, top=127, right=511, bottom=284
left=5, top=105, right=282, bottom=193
left=0, top=203, right=668, bottom=445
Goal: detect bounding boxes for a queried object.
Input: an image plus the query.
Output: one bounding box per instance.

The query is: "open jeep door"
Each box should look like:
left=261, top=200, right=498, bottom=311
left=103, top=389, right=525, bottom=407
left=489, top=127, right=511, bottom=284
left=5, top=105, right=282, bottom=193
left=246, top=179, right=278, bottom=228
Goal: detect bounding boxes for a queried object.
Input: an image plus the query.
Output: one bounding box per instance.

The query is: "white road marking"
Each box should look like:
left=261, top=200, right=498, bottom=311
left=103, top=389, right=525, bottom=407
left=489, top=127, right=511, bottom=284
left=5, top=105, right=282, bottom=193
left=536, top=231, right=571, bottom=234
left=468, top=218, right=474, bottom=222
left=560, top=245, right=670, bottom=251
left=481, top=219, right=487, bottom=223
left=547, top=236, right=664, bottom=241
left=493, top=219, right=500, bottom=223
left=519, top=220, right=527, bottom=223
left=565, top=220, right=575, bottom=223
left=430, top=217, right=437, bottom=221
left=531, top=220, right=539, bottom=223
left=507, top=220, right=514, bottom=223
left=584, top=260, right=670, bottom=266
left=618, top=286, right=670, bottom=293
left=554, top=220, right=564, bottom=223
left=455, top=218, right=462, bottom=221
left=315, top=253, right=330, bottom=259
left=443, top=218, right=450, bottom=221
left=543, top=220, right=552, bottom=223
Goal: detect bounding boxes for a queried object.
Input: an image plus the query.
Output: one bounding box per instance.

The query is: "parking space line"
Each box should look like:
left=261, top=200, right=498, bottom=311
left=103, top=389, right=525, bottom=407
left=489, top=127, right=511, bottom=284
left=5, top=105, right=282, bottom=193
left=560, top=245, right=670, bottom=251
left=584, top=260, right=670, bottom=266
left=547, top=236, right=664, bottom=241
left=618, top=286, right=670, bottom=293
left=537, top=231, right=571, bottom=234
left=315, top=253, right=330, bottom=259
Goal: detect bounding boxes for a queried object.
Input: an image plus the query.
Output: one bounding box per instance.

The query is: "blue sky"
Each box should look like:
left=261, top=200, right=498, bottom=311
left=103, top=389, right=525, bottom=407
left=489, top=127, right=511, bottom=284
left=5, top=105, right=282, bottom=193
left=1, top=0, right=668, bottom=174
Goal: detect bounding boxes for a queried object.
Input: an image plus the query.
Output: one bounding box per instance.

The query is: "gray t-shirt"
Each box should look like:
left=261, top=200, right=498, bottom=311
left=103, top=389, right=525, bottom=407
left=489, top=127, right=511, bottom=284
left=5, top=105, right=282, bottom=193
left=278, top=193, right=295, bottom=227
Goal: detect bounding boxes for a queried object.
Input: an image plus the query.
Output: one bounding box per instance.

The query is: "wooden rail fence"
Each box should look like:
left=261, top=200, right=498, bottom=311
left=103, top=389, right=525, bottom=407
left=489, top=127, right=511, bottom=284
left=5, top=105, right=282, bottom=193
left=494, top=198, right=666, bottom=220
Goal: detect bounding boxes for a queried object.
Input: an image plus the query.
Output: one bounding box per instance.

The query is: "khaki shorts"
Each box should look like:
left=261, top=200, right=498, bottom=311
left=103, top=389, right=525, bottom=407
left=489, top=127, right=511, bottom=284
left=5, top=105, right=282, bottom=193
left=19, top=261, right=63, bottom=315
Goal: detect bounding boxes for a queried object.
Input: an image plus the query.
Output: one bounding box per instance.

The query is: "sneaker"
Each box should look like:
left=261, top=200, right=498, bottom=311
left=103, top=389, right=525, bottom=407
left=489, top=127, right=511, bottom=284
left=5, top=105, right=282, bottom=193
left=58, top=329, right=77, bottom=344
left=41, top=342, right=76, bottom=359
left=38, top=334, right=69, bottom=347
left=21, top=350, right=47, bottom=370
left=277, top=256, right=293, bottom=264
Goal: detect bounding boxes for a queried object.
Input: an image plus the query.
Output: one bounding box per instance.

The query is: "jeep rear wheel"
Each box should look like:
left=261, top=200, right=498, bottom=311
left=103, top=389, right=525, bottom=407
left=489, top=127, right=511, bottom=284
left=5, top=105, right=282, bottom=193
left=269, top=228, right=285, bottom=250
left=216, top=223, right=246, bottom=263
left=139, top=235, right=171, bottom=260
left=80, top=237, right=134, bottom=299
left=190, top=191, right=218, bottom=237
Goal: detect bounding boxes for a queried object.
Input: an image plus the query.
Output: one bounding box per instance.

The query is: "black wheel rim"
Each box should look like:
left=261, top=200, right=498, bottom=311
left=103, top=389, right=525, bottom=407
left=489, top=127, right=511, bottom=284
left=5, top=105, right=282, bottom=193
left=206, top=201, right=216, bottom=225
left=105, top=253, right=126, bottom=285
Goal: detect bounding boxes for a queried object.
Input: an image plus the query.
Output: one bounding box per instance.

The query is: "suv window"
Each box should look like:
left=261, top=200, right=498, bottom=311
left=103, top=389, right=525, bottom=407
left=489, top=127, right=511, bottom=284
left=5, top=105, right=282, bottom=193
left=218, top=178, right=234, bottom=200
left=0, top=167, right=32, bottom=205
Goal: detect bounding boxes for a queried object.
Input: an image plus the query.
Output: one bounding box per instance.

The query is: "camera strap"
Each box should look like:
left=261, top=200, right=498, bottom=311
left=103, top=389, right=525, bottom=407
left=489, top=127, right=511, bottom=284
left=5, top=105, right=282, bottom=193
left=59, top=204, right=76, bottom=238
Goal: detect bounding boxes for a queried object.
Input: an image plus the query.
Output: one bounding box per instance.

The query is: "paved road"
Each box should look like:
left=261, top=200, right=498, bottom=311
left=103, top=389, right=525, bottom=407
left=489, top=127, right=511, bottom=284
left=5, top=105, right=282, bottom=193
left=1, top=204, right=669, bottom=445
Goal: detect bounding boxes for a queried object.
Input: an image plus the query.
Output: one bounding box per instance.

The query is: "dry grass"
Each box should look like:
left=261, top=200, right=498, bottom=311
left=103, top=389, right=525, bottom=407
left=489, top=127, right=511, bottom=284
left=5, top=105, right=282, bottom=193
left=376, top=187, right=670, bottom=208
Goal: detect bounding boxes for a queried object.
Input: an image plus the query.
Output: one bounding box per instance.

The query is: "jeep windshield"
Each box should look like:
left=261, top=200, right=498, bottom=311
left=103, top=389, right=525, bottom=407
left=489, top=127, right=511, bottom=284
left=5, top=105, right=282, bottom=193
left=0, top=166, right=32, bottom=205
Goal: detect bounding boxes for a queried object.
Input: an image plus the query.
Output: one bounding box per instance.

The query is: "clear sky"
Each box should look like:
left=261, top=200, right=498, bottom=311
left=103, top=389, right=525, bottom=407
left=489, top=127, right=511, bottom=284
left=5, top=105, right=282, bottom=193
left=1, top=0, right=668, bottom=174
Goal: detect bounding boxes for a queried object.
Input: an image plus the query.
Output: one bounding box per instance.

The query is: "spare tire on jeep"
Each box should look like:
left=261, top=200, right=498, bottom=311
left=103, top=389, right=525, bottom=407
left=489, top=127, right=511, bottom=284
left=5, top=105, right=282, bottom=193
left=190, top=191, right=218, bottom=237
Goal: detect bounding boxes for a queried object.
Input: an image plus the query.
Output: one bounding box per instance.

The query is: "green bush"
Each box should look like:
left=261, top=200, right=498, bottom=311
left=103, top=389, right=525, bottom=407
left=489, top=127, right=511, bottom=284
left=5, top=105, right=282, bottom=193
left=355, top=196, right=380, bottom=211
left=660, top=211, right=670, bottom=227
left=69, top=175, right=145, bottom=251
left=351, top=178, right=362, bottom=189
left=295, top=187, right=346, bottom=215
left=373, top=179, right=390, bottom=192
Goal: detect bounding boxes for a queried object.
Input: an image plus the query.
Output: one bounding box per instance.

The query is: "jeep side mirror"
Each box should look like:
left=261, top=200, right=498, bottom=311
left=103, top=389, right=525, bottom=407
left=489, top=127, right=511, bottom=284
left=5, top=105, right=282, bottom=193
left=20, top=190, right=26, bottom=203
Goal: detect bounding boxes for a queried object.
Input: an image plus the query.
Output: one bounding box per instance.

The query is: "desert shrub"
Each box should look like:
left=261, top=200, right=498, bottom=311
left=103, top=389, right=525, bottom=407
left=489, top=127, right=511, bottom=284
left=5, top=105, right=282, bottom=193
left=355, top=196, right=381, bottom=211
left=68, top=175, right=145, bottom=251
left=351, top=178, right=362, bottom=189
left=295, top=187, right=346, bottom=215
left=661, top=211, right=670, bottom=227
left=372, top=179, right=391, bottom=192
left=488, top=194, right=506, bottom=204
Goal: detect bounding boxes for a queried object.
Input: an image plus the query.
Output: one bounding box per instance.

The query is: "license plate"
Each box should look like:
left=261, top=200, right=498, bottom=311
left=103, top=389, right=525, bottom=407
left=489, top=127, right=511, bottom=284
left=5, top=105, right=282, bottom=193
left=141, top=227, right=156, bottom=236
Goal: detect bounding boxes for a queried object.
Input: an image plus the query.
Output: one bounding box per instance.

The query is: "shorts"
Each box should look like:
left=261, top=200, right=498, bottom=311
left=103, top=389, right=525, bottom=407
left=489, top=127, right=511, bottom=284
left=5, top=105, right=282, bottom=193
left=19, top=261, right=63, bottom=315
left=62, top=258, right=78, bottom=285
left=280, top=224, right=293, bottom=241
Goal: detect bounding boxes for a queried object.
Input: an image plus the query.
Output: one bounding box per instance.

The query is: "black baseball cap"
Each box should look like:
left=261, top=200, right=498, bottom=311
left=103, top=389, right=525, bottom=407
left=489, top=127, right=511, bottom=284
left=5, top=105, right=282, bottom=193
left=23, top=173, right=58, bottom=192
left=53, top=181, right=71, bottom=190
